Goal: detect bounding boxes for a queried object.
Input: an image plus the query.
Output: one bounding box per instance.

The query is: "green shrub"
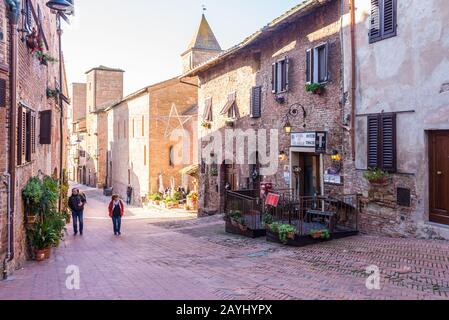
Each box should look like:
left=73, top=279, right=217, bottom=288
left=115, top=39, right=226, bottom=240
left=363, top=168, right=390, bottom=183
left=278, top=224, right=296, bottom=244
left=262, top=214, right=274, bottom=225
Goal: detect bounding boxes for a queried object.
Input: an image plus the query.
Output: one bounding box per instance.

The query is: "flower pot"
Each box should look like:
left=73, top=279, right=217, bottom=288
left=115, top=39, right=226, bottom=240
left=311, top=233, right=322, bottom=239
left=265, top=224, right=270, bottom=230
left=287, top=232, right=296, bottom=240
left=27, top=215, right=38, bottom=225
left=34, top=249, right=47, bottom=262
left=239, top=224, right=248, bottom=232
left=369, top=178, right=389, bottom=187
left=231, top=219, right=239, bottom=227
left=313, top=88, right=323, bottom=95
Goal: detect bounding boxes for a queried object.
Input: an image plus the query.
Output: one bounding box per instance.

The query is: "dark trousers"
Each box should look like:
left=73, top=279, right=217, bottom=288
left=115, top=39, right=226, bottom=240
left=72, top=210, right=84, bottom=234
left=126, top=195, right=131, bottom=205
left=112, top=215, right=121, bottom=234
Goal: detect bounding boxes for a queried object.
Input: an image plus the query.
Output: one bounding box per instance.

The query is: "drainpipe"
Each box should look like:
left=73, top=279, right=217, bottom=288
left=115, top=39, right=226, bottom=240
left=349, top=0, right=356, bottom=161
left=2, top=173, right=12, bottom=280
left=3, top=0, right=20, bottom=280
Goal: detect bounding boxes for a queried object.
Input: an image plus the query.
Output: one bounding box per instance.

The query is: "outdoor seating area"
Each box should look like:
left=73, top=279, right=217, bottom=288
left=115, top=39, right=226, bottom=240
left=225, top=190, right=360, bottom=246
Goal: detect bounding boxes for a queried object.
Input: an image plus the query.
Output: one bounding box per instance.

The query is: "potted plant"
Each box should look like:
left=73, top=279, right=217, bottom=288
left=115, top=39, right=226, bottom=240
left=305, top=83, right=326, bottom=95
left=22, top=177, right=44, bottom=224
left=229, top=210, right=242, bottom=227
left=278, top=224, right=296, bottom=244
left=310, top=229, right=331, bottom=240
left=201, top=120, right=211, bottom=129
left=239, top=217, right=248, bottom=232
left=263, top=213, right=274, bottom=230
left=364, top=168, right=390, bottom=186
left=225, top=118, right=236, bottom=127
left=46, top=87, right=60, bottom=99
left=210, top=167, right=219, bottom=177
left=187, top=191, right=198, bottom=209
left=27, top=219, right=59, bottom=261
left=150, top=193, right=162, bottom=206
left=34, top=50, right=58, bottom=66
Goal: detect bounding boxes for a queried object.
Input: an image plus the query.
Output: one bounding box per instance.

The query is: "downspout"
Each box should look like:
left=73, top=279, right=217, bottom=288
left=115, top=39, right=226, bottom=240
left=350, top=0, right=356, bottom=161
left=3, top=0, right=21, bottom=280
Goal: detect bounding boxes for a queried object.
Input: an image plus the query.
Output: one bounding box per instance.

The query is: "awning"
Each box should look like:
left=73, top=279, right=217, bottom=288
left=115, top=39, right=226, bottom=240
left=180, top=164, right=199, bottom=177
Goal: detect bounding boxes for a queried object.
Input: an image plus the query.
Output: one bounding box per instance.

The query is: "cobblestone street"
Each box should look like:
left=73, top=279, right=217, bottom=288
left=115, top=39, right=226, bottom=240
left=0, top=185, right=448, bottom=300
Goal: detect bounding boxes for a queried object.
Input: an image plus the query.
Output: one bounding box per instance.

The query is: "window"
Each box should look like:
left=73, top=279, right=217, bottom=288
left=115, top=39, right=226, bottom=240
left=367, top=113, right=397, bottom=172
left=250, top=86, right=262, bottom=118
left=203, top=98, right=213, bottom=122
left=141, top=115, right=145, bottom=136
left=132, top=119, right=135, bottom=138
left=39, top=110, right=51, bottom=145
left=306, top=43, right=329, bottom=84
left=0, top=79, right=6, bottom=108
left=220, top=92, right=237, bottom=118
left=117, top=122, right=120, bottom=139
left=369, top=0, right=397, bottom=43
left=144, top=145, right=147, bottom=166
left=18, top=106, right=37, bottom=165
left=272, top=57, right=289, bottom=94
left=123, top=120, right=126, bottom=138
left=169, top=146, right=174, bottom=167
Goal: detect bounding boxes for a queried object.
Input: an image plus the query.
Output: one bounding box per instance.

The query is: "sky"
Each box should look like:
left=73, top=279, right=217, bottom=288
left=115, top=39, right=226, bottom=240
left=63, top=0, right=300, bottom=95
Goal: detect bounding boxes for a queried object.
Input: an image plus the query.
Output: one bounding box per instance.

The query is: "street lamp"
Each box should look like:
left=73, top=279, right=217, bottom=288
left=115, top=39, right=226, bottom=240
left=282, top=103, right=308, bottom=135
left=46, top=0, right=74, bottom=211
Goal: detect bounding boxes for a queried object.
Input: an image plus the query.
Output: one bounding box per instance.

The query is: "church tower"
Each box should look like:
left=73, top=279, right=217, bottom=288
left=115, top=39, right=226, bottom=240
left=181, top=14, right=222, bottom=73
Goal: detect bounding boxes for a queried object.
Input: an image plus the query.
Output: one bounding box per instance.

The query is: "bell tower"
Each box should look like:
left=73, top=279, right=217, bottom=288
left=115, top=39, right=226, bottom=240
left=181, top=14, right=222, bottom=73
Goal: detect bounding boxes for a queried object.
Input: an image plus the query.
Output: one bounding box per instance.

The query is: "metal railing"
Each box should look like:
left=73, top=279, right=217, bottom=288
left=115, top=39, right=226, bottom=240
left=266, top=193, right=360, bottom=236
left=225, top=190, right=263, bottom=230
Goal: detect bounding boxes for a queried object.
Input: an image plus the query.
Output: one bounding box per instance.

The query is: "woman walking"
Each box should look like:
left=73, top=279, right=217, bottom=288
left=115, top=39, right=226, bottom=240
left=108, top=195, right=124, bottom=236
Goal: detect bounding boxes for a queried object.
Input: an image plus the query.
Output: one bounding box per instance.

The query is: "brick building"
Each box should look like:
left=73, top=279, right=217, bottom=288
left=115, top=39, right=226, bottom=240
left=106, top=78, right=198, bottom=205
left=341, top=0, right=449, bottom=239
left=103, top=14, right=221, bottom=204
left=0, top=0, right=69, bottom=275
left=84, top=66, right=124, bottom=188
left=183, top=0, right=350, bottom=217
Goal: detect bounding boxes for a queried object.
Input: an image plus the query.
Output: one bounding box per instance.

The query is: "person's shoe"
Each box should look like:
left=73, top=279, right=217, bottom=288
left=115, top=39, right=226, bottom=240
left=80, top=232, right=83, bottom=236
left=118, top=232, right=121, bottom=236
left=114, top=232, right=117, bottom=236
left=74, top=232, right=78, bottom=236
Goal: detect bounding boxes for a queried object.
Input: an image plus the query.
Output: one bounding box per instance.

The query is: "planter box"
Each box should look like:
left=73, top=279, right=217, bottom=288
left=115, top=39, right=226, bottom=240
left=225, top=220, right=266, bottom=239
left=266, top=229, right=359, bottom=247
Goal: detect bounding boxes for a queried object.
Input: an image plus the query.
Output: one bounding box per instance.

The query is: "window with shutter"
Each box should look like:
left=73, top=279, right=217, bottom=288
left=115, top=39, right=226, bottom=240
left=17, top=107, right=24, bottom=165
left=24, top=0, right=33, bottom=33
left=203, top=98, right=213, bottom=122
left=39, top=110, right=52, bottom=145
left=272, top=58, right=289, bottom=94
left=25, top=111, right=32, bottom=162
left=369, top=0, right=397, bottom=43
left=306, top=43, right=329, bottom=84
left=367, top=113, right=397, bottom=172
left=250, top=86, right=262, bottom=118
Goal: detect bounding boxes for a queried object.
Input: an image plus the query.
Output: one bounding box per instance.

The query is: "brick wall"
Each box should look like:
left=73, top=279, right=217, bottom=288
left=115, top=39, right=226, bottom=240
left=0, top=0, right=64, bottom=274
left=196, top=1, right=347, bottom=216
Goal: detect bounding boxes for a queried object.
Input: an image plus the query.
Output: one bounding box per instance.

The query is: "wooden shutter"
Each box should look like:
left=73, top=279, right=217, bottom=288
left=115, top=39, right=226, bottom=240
left=0, top=79, right=6, bottom=108
left=382, top=0, right=396, bottom=38
left=324, top=42, right=330, bottom=82
left=39, top=110, right=52, bottom=145
left=203, top=98, right=213, bottom=122
left=380, top=113, right=397, bottom=172
left=306, top=49, right=312, bottom=83
left=271, top=63, right=277, bottom=93
left=369, top=0, right=381, bottom=43
left=250, top=86, right=262, bottom=118
left=17, top=107, right=26, bottom=165
left=367, top=115, right=380, bottom=169
left=25, top=112, right=31, bottom=162
left=284, top=58, right=290, bottom=91
left=31, top=112, right=36, bottom=154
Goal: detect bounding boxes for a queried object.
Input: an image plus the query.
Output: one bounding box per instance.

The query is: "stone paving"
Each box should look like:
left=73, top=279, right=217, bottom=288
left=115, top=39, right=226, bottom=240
left=0, top=185, right=448, bottom=300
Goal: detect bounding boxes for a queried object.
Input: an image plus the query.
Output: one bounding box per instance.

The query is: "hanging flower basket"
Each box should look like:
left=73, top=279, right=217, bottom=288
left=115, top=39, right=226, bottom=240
left=305, top=83, right=326, bottom=95
left=46, top=88, right=60, bottom=99
left=35, top=51, right=58, bottom=66
left=201, top=120, right=211, bottom=129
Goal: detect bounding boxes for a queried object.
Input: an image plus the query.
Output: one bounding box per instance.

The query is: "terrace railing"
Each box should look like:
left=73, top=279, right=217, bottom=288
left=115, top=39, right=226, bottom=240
left=225, top=190, right=263, bottom=230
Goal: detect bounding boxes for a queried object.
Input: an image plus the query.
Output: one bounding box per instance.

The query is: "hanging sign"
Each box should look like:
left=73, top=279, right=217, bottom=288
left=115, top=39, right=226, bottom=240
left=291, top=132, right=327, bottom=153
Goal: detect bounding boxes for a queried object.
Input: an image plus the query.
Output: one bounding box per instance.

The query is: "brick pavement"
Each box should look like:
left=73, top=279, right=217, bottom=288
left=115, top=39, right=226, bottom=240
left=0, top=185, right=448, bottom=300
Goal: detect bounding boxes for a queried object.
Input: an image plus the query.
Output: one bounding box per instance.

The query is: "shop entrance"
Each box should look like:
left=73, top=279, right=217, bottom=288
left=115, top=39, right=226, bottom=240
left=291, top=152, right=322, bottom=198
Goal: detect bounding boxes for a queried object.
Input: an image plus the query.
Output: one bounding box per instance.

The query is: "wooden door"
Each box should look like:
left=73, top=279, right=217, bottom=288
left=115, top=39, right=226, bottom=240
left=224, top=163, right=237, bottom=191
left=429, top=131, right=449, bottom=225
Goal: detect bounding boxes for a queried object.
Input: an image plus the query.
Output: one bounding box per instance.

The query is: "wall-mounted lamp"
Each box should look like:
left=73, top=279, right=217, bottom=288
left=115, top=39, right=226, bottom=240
left=279, top=151, right=287, bottom=162
left=281, top=103, right=308, bottom=135
left=331, top=150, right=342, bottom=162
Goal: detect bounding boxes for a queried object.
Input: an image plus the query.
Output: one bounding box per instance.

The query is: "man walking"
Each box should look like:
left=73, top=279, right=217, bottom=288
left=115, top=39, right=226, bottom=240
left=68, top=188, right=87, bottom=236
left=126, top=185, right=133, bottom=205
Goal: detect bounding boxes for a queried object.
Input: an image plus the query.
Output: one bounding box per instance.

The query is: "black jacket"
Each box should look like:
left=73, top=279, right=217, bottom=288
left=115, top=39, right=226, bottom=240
left=68, top=193, right=87, bottom=212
